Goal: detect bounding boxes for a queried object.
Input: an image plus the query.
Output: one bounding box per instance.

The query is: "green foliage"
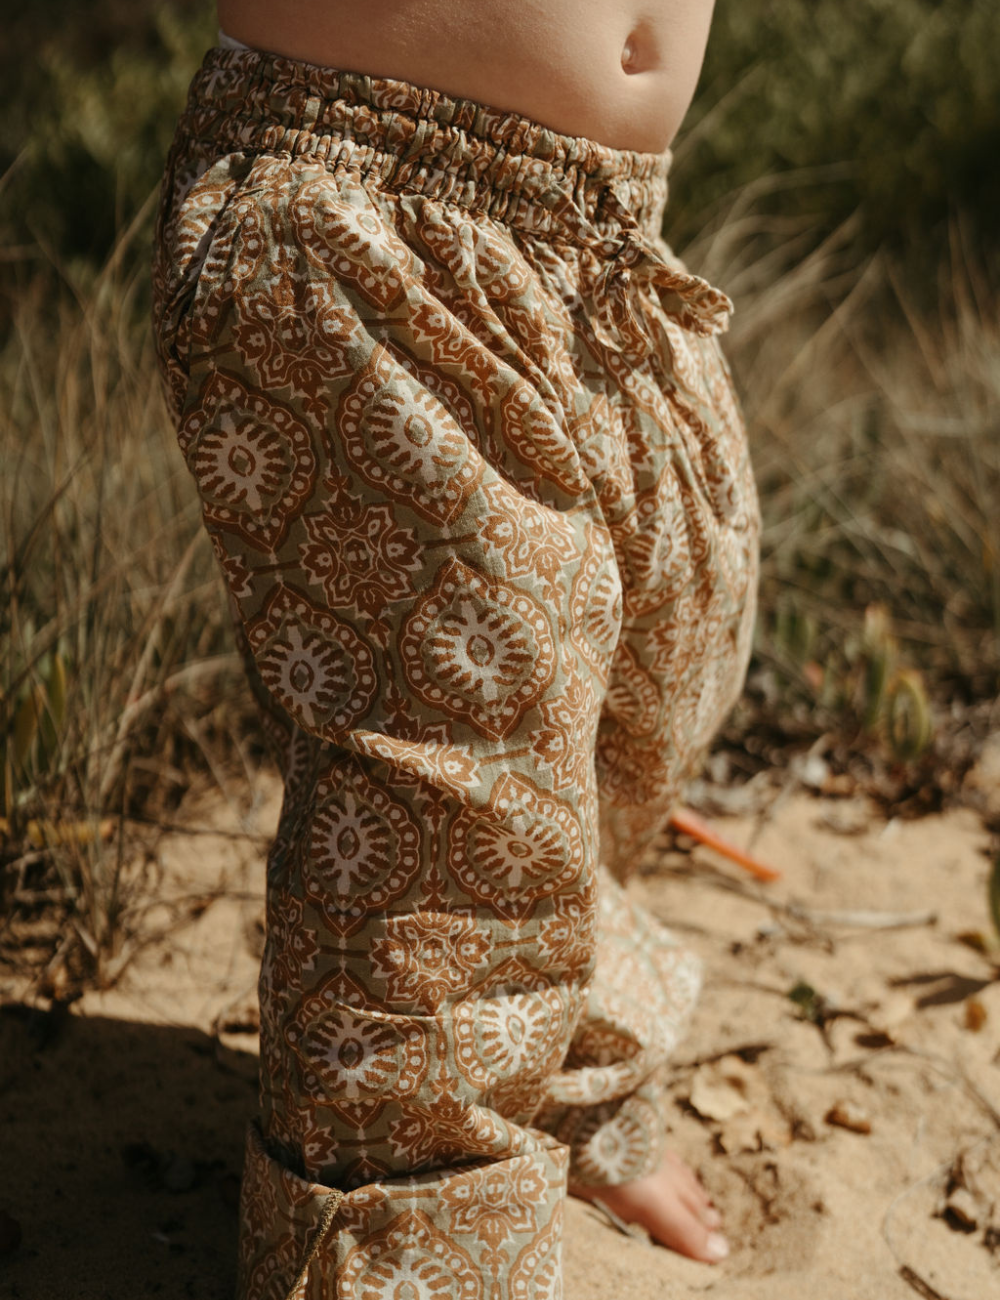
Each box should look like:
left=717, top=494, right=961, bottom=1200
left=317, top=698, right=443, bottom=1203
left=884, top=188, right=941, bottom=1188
left=766, top=599, right=935, bottom=764
left=672, top=0, right=1000, bottom=256
left=1, top=3, right=214, bottom=266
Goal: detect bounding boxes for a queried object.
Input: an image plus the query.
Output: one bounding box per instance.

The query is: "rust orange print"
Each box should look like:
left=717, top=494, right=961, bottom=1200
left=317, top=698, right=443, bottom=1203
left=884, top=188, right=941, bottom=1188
left=152, top=46, right=759, bottom=1300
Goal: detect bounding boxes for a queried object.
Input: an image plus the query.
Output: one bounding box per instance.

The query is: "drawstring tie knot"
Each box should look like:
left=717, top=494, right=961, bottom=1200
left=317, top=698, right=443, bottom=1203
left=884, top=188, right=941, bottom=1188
left=541, top=181, right=733, bottom=366
left=595, top=225, right=733, bottom=364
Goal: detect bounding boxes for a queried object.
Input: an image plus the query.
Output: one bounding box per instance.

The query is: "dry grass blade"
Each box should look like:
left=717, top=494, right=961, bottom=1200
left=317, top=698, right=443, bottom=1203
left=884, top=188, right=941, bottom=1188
left=0, top=211, right=240, bottom=982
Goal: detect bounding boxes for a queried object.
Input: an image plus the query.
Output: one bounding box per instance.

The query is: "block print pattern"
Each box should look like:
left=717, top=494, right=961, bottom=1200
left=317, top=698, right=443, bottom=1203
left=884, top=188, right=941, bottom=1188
left=153, top=46, right=759, bottom=1300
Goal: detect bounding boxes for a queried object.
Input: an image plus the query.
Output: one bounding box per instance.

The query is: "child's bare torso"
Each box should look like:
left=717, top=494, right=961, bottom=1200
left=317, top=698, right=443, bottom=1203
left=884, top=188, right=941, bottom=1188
left=216, top=0, right=716, bottom=151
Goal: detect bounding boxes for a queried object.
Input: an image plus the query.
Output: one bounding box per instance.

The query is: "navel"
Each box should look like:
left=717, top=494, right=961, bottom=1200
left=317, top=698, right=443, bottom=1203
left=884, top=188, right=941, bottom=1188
left=621, top=24, right=655, bottom=75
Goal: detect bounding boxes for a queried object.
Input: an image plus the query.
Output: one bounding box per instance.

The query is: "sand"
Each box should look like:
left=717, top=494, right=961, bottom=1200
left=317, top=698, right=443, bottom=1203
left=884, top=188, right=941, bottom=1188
left=3, top=777, right=1000, bottom=1299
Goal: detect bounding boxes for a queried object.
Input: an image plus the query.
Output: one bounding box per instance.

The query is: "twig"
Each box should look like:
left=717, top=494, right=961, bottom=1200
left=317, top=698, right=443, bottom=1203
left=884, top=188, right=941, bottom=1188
left=680, top=866, right=937, bottom=933
left=99, top=650, right=240, bottom=802
left=670, top=807, right=782, bottom=880
left=673, top=1041, right=776, bottom=1072
left=784, top=903, right=937, bottom=930
left=898, top=1266, right=953, bottom=1300
left=579, top=1196, right=654, bottom=1247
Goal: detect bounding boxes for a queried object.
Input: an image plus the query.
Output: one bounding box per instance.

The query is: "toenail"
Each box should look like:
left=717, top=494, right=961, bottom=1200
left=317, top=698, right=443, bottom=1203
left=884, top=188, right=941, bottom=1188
left=707, top=1232, right=729, bottom=1262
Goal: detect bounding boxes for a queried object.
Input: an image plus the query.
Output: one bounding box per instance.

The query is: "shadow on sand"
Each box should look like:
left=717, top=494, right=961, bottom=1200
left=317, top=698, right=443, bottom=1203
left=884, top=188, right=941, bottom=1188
left=1, top=1003, right=257, bottom=1299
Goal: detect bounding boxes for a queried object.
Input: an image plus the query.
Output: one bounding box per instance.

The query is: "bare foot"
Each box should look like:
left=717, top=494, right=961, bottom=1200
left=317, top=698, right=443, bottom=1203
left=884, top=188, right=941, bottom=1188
left=569, top=1151, right=728, bottom=1264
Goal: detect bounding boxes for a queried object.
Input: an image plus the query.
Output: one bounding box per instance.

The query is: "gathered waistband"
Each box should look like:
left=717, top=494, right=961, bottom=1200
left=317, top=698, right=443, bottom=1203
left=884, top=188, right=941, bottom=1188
left=179, top=46, right=673, bottom=241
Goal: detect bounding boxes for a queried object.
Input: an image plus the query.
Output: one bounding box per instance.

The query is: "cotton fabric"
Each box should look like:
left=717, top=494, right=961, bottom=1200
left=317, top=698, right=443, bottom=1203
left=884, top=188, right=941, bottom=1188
left=152, top=46, right=759, bottom=1300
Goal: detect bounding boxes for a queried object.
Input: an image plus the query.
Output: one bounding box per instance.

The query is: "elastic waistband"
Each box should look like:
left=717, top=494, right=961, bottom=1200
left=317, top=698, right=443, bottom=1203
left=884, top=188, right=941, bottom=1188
left=179, top=46, right=672, bottom=240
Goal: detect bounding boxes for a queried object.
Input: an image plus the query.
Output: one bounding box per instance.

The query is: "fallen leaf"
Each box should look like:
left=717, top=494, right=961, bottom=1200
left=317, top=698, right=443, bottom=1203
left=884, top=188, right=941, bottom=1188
left=690, top=1072, right=750, bottom=1123
left=825, top=1101, right=872, bottom=1135
left=689, top=1056, right=753, bottom=1122
left=717, top=1109, right=793, bottom=1154
left=964, top=997, right=988, bottom=1032
left=955, top=929, right=985, bottom=952
left=868, top=992, right=915, bottom=1037
left=941, top=1187, right=979, bottom=1233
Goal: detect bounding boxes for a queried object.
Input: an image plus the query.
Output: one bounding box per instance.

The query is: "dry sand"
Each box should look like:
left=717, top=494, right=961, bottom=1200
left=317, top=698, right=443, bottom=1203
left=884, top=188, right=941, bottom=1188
left=3, top=777, right=1000, bottom=1299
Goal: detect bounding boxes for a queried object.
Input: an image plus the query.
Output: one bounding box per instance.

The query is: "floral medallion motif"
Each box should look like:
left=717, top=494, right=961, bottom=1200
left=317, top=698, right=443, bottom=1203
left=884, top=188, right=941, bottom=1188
left=180, top=371, right=316, bottom=551
left=246, top=586, right=377, bottom=737
left=477, top=477, right=579, bottom=604
left=568, top=533, right=623, bottom=685
left=535, top=891, right=597, bottom=977
left=454, top=985, right=569, bottom=1094
left=290, top=175, right=416, bottom=312
left=530, top=669, right=600, bottom=792
left=299, top=494, right=422, bottom=616
left=288, top=1002, right=430, bottom=1102
left=564, top=1093, right=663, bottom=1186
left=494, top=379, right=584, bottom=496
left=602, top=643, right=662, bottom=739
left=509, top=1209, right=564, bottom=1300
left=337, top=347, right=484, bottom=524
left=610, top=473, right=693, bottom=619
left=441, top=1157, right=548, bottom=1250
left=231, top=279, right=361, bottom=410
left=400, top=558, right=556, bottom=742
left=446, top=773, right=586, bottom=917
left=303, top=759, right=422, bottom=919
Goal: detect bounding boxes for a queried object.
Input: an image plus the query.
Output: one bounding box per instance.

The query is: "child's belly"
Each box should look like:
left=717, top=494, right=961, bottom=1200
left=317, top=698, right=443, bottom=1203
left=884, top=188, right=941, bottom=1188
left=216, top=0, right=717, bottom=152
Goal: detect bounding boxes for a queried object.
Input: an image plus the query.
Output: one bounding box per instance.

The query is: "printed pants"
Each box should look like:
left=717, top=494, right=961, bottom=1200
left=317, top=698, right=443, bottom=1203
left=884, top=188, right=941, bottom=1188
left=152, top=47, right=759, bottom=1300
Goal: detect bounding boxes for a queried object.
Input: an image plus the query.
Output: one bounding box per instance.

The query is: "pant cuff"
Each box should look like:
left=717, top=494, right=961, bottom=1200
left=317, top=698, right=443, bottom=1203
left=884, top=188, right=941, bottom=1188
left=237, top=1122, right=569, bottom=1300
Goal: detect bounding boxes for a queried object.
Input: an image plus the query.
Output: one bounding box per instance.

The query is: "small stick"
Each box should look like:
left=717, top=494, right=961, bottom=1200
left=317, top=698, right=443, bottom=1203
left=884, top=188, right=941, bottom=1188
left=669, top=807, right=782, bottom=882
left=898, top=1266, right=952, bottom=1300
left=582, top=1196, right=654, bottom=1246
left=673, top=1040, right=776, bottom=1071
left=785, top=903, right=937, bottom=930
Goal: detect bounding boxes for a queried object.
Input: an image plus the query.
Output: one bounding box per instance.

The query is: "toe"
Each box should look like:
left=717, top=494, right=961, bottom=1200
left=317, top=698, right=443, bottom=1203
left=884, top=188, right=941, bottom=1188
left=649, top=1191, right=729, bottom=1265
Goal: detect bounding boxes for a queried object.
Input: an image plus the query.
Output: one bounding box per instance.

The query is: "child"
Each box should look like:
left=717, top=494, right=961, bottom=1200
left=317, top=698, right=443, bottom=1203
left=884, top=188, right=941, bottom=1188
left=152, top=3, right=759, bottom=1295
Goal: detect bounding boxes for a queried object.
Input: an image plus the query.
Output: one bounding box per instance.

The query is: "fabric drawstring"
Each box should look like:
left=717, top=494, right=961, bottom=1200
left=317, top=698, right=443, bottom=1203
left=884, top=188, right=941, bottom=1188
left=281, top=1187, right=345, bottom=1300
left=539, top=180, right=733, bottom=366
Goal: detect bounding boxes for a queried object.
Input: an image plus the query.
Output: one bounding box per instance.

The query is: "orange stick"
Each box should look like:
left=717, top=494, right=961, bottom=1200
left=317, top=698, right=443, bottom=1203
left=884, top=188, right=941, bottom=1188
left=668, top=807, right=782, bottom=882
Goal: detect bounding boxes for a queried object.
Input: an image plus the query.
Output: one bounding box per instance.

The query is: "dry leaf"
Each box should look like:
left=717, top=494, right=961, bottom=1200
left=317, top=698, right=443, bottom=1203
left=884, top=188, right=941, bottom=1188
left=717, top=1109, right=793, bottom=1154
left=690, top=1074, right=749, bottom=1122
left=825, top=1101, right=872, bottom=1134
left=941, top=1187, right=979, bottom=1232
left=868, top=992, right=914, bottom=1037
left=964, top=997, right=988, bottom=1032
left=716, top=1112, right=761, bottom=1154
left=689, top=1057, right=752, bottom=1122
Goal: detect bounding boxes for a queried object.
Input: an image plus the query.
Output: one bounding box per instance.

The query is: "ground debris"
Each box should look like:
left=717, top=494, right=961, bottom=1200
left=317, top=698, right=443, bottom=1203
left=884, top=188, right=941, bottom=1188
left=687, top=1055, right=793, bottom=1154
left=825, top=1101, right=873, bottom=1135
left=940, top=1187, right=979, bottom=1233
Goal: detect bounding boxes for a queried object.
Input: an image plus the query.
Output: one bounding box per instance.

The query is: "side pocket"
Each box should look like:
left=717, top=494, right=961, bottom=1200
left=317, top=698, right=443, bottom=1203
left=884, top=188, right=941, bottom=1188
left=152, top=144, right=260, bottom=392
